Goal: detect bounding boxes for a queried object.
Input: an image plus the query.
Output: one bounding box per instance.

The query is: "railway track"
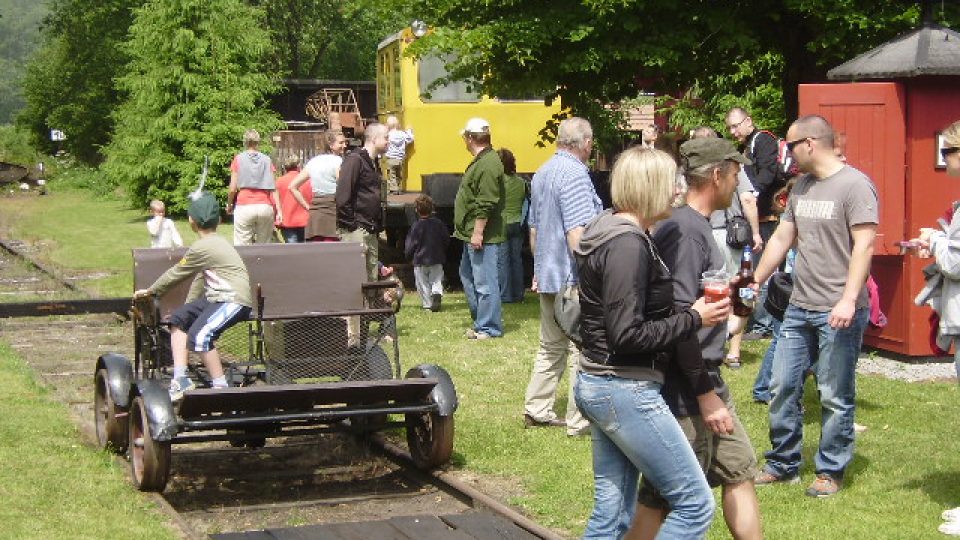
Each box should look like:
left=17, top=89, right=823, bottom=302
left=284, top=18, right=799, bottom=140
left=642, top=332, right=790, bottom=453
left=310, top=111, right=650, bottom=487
left=0, top=238, right=566, bottom=540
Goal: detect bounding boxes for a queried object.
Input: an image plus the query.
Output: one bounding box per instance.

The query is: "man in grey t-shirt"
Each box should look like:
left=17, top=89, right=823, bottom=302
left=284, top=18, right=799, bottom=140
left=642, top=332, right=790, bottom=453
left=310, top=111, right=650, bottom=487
left=751, top=115, right=878, bottom=498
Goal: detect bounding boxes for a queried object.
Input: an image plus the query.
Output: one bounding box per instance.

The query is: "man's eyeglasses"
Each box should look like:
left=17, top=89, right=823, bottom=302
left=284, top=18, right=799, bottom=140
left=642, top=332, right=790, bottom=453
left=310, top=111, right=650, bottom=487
left=941, top=146, right=960, bottom=159
left=786, top=137, right=818, bottom=152
left=727, top=117, right=747, bottom=131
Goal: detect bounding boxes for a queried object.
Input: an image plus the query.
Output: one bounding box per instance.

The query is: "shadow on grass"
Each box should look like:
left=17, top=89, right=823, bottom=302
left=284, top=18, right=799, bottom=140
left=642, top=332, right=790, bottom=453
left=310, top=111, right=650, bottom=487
left=902, top=471, right=960, bottom=507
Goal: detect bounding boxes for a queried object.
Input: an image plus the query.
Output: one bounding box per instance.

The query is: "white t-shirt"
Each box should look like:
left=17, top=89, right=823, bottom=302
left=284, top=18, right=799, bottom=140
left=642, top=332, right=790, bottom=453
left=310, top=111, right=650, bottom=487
left=147, top=217, right=183, bottom=248
left=304, top=154, right=342, bottom=196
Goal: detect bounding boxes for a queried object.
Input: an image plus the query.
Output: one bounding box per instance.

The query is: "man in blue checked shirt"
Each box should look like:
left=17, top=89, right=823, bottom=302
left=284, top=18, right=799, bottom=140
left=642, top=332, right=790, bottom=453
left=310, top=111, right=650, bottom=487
left=523, top=117, right=603, bottom=436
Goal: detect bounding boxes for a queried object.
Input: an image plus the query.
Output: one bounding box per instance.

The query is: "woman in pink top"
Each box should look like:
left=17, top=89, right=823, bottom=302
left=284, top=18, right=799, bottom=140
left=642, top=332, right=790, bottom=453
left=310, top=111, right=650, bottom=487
left=227, top=129, right=281, bottom=244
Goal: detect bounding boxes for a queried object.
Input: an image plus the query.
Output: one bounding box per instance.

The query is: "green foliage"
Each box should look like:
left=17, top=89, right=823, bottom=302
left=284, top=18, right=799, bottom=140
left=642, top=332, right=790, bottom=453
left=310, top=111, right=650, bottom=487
left=659, top=52, right=786, bottom=136
left=17, top=0, right=145, bottom=165
left=397, top=0, right=960, bottom=151
left=0, top=0, right=48, bottom=123
left=102, top=0, right=284, bottom=214
left=0, top=124, right=46, bottom=167
left=260, top=0, right=413, bottom=80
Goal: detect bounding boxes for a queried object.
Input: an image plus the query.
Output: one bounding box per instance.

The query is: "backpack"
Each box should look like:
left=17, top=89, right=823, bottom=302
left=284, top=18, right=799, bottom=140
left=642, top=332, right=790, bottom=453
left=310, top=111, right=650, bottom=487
left=749, top=130, right=795, bottom=188
left=724, top=186, right=752, bottom=249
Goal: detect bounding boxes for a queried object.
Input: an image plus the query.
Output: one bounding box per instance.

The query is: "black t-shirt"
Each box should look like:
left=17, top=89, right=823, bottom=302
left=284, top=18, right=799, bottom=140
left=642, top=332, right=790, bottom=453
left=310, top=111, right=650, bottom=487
left=653, top=205, right=730, bottom=416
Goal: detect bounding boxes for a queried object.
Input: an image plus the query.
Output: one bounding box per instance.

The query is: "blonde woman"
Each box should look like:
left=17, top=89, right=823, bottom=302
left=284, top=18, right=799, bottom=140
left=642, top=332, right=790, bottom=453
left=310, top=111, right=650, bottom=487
left=572, top=147, right=730, bottom=539
left=915, top=119, right=960, bottom=534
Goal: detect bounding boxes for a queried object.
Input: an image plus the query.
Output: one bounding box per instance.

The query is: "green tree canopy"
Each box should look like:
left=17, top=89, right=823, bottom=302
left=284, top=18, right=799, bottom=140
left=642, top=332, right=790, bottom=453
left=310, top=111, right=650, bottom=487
left=258, top=0, right=413, bottom=80
left=402, top=0, right=960, bottom=148
left=101, top=0, right=284, bottom=213
left=0, top=0, right=49, bottom=124
left=17, top=0, right=144, bottom=164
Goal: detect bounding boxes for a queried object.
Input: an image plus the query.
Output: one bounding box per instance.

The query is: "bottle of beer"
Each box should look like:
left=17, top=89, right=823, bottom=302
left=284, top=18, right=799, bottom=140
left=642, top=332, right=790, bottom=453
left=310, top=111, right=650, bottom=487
left=732, top=245, right=756, bottom=317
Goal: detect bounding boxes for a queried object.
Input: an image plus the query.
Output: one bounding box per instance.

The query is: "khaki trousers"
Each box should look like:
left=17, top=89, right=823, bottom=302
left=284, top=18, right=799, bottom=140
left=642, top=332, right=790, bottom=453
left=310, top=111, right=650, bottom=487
left=338, top=227, right=380, bottom=281
left=233, top=203, right=275, bottom=245
left=523, top=292, right=589, bottom=434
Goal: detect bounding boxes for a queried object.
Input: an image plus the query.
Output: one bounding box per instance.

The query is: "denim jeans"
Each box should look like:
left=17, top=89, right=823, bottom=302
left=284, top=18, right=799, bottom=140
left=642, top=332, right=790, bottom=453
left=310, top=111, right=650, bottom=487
left=752, top=318, right=782, bottom=402
left=459, top=243, right=503, bottom=337
left=279, top=227, right=305, bottom=243
left=764, top=304, right=869, bottom=479
left=498, top=222, right=525, bottom=303
left=574, top=372, right=714, bottom=540
left=954, top=345, right=960, bottom=382
left=748, top=221, right=779, bottom=335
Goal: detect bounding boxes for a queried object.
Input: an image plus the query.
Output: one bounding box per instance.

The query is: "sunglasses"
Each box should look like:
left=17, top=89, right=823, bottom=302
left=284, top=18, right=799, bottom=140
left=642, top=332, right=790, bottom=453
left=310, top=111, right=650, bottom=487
left=941, top=146, right=960, bottom=159
left=786, top=137, right=820, bottom=152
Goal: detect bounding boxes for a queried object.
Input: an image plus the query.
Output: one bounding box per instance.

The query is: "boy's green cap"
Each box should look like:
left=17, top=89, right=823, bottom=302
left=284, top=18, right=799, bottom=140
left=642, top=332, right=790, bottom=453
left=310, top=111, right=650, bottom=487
left=188, top=192, right=220, bottom=229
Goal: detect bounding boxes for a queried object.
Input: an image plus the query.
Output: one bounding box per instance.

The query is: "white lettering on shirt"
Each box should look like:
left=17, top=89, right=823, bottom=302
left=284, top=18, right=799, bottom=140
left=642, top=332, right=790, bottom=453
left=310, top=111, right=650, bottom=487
left=795, top=199, right=835, bottom=220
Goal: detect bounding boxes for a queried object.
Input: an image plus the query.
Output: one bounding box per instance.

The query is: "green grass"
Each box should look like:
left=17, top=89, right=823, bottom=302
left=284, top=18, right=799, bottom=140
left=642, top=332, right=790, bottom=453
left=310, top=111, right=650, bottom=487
left=0, top=342, right=176, bottom=540
left=0, top=185, right=230, bottom=297
left=2, top=186, right=960, bottom=538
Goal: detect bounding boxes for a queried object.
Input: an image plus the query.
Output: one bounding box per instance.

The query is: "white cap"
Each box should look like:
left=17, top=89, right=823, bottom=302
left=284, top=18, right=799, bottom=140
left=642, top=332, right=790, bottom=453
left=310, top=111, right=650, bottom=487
left=461, top=117, right=491, bottom=135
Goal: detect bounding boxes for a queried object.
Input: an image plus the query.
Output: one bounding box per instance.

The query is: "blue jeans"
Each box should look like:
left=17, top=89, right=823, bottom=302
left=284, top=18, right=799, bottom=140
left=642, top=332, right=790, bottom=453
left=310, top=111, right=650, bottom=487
left=574, top=372, right=714, bottom=540
left=752, top=318, right=782, bottom=402
left=459, top=243, right=503, bottom=337
left=498, top=222, right=525, bottom=303
left=764, top=304, right=869, bottom=479
left=280, top=227, right=305, bottom=243
left=954, top=346, right=960, bottom=382
left=748, top=221, right=779, bottom=335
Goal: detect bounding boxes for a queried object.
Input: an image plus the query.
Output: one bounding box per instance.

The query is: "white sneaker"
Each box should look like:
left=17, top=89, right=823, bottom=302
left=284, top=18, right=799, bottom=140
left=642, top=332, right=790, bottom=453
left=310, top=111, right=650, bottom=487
left=168, top=376, right=196, bottom=401
left=942, top=507, right=960, bottom=522
left=939, top=520, right=960, bottom=536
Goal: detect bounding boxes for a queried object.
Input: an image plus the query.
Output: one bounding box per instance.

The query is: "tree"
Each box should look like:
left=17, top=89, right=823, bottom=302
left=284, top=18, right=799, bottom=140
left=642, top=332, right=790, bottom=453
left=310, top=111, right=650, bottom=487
left=399, top=0, right=960, bottom=147
left=257, top=0, right=413, bottom=80
left=0, top=0, right=49, bottom=123
left=17, top=0, right=144, bottom=164
left=101, top=0, right=284, bottom=213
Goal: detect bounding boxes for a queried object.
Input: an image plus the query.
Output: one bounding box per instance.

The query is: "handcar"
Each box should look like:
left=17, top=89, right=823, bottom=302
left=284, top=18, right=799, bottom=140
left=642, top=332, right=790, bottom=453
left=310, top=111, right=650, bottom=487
left=93, top=242, right=456, bottom=492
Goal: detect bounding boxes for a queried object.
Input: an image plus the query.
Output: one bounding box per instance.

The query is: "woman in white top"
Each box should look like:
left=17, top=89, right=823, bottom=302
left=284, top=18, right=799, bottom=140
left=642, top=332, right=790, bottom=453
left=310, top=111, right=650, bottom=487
left=290, top=130, right=347, bottom=241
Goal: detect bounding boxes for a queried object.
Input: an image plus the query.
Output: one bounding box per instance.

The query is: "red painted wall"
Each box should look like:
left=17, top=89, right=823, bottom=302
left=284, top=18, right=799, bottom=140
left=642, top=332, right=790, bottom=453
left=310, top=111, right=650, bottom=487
left=799, top=80, right=960, bottom=355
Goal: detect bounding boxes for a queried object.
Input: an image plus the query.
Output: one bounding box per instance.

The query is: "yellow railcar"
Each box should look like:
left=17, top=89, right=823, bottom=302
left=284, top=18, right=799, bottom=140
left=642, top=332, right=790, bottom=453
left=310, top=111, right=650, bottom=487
left=376, top=28, right=561, bottom=191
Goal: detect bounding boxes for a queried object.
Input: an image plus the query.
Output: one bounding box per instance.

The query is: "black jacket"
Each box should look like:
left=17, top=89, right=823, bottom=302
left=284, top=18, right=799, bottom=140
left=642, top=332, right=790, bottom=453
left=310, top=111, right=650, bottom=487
left=405, top=215, right=450, bottom=266
left=744, top=129, right=782, bottom=219
left=335, top=149, right=383, bottom=233
left=573, top=211, right=712, bottom=395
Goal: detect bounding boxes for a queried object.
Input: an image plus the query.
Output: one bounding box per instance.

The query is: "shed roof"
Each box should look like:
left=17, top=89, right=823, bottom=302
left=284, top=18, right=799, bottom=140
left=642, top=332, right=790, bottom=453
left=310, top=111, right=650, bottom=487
left=827, top=23, right=960, bottom=80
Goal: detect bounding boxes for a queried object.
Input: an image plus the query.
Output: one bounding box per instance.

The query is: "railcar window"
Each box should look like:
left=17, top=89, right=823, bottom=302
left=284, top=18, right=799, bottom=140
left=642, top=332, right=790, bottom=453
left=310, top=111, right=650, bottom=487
left=418, top=54, right=481, bottom=103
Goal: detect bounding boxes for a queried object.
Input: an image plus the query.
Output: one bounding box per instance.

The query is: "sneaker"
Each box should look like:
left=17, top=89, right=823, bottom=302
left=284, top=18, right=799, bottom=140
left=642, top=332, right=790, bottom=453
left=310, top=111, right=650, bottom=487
left=941, top=507, right=960, bottom=522
left=854, top=422, right=868, bottom=433
left=755, top=470, right=800, bottom=486
left=940, top=521, right=960, bottom=536
left=805, top=473, right=842, bottom=498
left=468, top=331, right=492, bottom=340
left=168, top=376, right=196, bottom=401
left=430, top=293, right=442, bottom=312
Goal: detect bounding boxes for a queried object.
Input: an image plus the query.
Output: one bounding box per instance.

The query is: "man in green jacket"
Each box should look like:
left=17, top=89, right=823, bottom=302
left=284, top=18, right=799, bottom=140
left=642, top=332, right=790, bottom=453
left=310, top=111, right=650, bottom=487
left=454, top=117, right=506, bottom=339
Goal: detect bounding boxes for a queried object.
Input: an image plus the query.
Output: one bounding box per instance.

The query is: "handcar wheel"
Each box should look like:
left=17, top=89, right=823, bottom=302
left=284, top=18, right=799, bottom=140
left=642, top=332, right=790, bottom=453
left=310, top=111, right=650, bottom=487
left=129, top=396, right=171, bottom=492
left=405, top=411, right=454, bottom=469
left=94, top=369, right=128, bottom=454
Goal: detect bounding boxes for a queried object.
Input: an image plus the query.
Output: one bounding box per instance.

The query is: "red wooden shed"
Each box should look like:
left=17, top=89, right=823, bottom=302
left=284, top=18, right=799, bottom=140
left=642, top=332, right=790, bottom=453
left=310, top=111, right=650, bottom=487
left=799, top=22, right=960, bottom=356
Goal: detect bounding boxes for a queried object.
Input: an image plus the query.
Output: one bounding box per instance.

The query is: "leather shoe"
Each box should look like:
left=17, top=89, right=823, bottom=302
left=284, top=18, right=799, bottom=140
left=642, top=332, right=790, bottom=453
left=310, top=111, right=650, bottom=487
left=523, top=414, right=566, bottom=428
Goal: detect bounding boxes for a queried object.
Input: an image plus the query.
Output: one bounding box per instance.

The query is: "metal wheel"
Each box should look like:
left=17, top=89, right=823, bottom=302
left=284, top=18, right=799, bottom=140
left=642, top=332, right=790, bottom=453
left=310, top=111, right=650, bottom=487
left=94, top=368, right=128, bottom=454
left=405, top=411, right=454, bottom=469
left=129, top=395, right=171, bottom=492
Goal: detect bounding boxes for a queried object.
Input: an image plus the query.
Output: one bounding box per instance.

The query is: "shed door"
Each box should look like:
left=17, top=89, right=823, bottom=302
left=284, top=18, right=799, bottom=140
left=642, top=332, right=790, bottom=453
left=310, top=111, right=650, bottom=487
left=798, top=83, right=906, bottom=255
